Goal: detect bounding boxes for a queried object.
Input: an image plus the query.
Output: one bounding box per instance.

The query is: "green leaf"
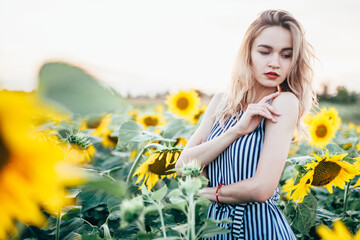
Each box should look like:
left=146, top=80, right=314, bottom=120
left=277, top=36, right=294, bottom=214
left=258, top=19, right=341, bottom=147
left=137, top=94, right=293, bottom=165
left=84, top=177, right=127, bottom=198
left=144, top=205, right=158, bottom=214
left=291, top=194, right=318, bottom=236
left=167, top=189, right=184, bottom=198
left=171, top=223, right=188, bottom=236
left=38, top=62, right=124, bottom=116
left=199, top=176, right=209, bottom=188
left=116, top=121, right=141, bottom=149
left=197, top=218, right=232, bottom=238
left=151, top=185, right=168, bottom=201
left=162, top=118, right=195, bottom=140
left=164, top=200, right=187, bottom=213
left=61, top=206, right=82, bottom=222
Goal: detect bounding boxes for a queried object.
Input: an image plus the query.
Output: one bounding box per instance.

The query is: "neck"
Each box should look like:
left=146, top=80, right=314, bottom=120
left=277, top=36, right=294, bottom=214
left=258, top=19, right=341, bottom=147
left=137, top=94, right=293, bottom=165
left=248, top=83, right=278, bottom=104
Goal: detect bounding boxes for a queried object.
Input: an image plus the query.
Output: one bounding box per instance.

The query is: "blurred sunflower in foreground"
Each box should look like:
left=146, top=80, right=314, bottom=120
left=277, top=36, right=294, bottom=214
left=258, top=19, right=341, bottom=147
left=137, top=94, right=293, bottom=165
left=282, top=149, right=359, bottom=203
left=133, top=147, right=182, bottom=190
left=166, top=89, right=200, bottom=120
left=304, top=107, right=341, bottom=148
left=0, top=91, right=83, bottom=239
left=317, top=220, right=360, bottom=240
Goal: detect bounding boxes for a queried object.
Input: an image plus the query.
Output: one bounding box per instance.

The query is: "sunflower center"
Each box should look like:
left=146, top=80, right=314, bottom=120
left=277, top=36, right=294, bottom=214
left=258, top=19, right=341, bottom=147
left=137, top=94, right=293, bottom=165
left=143, top=116, right=159, bottom=127
left=316, top=125, right=328, bottom=138
left=176, top=97, right=190, bottom=110
left=311, top=161, right=341, bottom=186
left=108, top=135, right=118, bottom=144
left=148, top=151, right=175, bottom=175
left=0, top=131, right=10, bottom=172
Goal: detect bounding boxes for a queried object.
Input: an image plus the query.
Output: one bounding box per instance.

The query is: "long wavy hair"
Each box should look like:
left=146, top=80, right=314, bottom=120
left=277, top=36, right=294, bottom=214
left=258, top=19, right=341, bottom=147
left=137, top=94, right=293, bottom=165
left=214, top=9, right=317, bottom=141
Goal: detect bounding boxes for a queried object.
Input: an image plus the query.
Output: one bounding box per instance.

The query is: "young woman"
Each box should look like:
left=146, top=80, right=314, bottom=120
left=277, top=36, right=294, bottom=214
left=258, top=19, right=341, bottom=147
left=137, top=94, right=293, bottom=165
left=175, top=10, right=316, bottom=239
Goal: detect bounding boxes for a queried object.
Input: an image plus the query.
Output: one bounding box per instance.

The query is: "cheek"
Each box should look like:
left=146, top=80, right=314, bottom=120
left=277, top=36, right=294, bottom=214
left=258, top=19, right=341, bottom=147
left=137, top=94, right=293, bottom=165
left=251, top=55, right=263, bottom=75
left=282, top=61, right=292, bottom=74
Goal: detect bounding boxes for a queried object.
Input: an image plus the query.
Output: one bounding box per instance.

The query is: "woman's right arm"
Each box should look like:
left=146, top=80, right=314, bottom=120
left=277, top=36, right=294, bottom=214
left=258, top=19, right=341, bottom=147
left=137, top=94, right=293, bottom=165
left=175, top=92, right=241, bottom=173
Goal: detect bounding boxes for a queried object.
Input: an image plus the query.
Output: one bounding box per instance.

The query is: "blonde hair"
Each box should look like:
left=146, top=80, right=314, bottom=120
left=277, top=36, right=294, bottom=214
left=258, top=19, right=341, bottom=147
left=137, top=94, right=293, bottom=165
left=214, top=9, right=317, bottom=142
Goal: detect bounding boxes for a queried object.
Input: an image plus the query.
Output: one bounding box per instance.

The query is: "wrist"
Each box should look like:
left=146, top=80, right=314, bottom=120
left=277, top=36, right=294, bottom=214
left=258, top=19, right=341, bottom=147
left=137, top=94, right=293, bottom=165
left=228, top=126, right=244, bottom=139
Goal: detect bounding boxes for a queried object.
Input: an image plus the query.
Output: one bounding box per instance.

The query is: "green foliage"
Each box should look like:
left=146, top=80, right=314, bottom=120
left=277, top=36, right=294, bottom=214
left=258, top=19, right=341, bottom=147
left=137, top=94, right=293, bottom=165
left=22, top=62, right=360, bottom=239
left=38, top=62, right=124, bottom=116
left=285, top=195, right=318, bottom=236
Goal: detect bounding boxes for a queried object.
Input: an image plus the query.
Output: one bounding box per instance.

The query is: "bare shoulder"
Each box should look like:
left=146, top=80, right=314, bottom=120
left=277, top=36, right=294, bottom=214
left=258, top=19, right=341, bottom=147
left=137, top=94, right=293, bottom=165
left=206, top=91, right=225, bottom=114
left=185, top=91, right=225, bottom=147
left=271, top=92, right=299, bottom=116
left=212, top=91, right=225, bottom=104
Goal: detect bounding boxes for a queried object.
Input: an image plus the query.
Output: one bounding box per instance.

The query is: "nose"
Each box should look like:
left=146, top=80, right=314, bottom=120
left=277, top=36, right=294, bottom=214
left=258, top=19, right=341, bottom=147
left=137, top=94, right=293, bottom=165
left=268, top=54, right=280, bottom=68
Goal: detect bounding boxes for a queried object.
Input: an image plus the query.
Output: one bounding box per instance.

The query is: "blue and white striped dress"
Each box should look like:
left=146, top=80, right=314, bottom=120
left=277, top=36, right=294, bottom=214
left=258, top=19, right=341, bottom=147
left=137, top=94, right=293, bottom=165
left=204, top=109, right=296, bottom=240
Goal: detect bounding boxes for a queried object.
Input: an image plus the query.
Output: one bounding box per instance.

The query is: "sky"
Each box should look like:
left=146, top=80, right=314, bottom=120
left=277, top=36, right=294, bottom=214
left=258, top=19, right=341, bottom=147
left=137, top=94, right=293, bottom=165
left=1, top=0, right=359, bottom=97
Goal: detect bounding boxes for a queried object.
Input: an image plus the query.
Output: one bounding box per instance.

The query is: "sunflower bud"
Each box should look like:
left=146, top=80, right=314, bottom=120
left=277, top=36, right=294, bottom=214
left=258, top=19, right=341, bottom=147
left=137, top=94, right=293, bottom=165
left=63, top=131, right=91, bottom=149
left=181, top=160, right=202, bottom=177
left=120, top=196, right=144, bottom=225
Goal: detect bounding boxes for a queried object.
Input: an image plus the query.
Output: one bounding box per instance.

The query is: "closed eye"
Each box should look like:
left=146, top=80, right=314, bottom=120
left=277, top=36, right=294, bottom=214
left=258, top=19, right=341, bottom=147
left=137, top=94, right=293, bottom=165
left=259, top=51, right=270, bottom=55
left=281, top=54, right=292, bottom=59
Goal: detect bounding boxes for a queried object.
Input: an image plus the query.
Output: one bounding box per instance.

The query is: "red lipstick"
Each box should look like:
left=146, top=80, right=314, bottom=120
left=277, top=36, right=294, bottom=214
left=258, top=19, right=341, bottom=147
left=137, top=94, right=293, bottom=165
left=264, top=72, right=279, bottom=79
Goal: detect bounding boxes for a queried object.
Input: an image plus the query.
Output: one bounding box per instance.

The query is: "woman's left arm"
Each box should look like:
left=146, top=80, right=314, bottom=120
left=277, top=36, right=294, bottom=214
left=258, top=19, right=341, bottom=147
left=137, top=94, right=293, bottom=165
left=200, top=92, right=299, bottom=203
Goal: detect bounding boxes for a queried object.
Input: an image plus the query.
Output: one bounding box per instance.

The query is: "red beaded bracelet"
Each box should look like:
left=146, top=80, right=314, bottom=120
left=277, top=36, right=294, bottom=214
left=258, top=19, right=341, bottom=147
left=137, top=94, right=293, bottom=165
left=216, top=183, right=225, bottom=205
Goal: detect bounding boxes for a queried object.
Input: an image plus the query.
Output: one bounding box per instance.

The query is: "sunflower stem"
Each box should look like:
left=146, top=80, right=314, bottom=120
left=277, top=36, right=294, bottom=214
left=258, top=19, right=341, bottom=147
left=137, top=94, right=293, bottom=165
left=55, top=193, right=63, bottom=240
left=343, top=180, right=351, bottom=213
left=187, top=192, right=196, bottom=240
left=157, top=203, right=167, bottom=239
left=126, top=147, right=147, bottom=184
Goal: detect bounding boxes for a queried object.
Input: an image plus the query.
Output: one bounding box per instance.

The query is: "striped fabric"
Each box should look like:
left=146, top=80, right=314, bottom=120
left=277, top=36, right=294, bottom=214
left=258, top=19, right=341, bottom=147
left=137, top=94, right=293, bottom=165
left=204, top=109, right=296, bottom=240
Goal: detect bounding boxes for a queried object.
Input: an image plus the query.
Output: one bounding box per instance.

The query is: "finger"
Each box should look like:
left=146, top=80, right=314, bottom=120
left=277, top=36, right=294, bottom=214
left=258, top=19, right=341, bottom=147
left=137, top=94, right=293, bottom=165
left=260, top=103, right=281, bottom=116
left=259, top=91, right=280, bottom=103
left=259, top=107, right=278, bottom=122
left=248, top=107, right=277, bottom=122
left=254, top=106, right=278, bottom=122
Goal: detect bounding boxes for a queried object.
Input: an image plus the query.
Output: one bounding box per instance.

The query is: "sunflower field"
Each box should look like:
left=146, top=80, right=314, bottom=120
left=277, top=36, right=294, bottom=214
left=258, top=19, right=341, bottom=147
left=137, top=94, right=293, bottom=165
left=1, top=62, right=360, bottom=240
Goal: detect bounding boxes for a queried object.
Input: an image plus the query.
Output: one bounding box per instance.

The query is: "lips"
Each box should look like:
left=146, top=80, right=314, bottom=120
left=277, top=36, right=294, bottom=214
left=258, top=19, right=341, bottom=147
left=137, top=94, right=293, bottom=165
left=264, top=72, right=279, bottom=79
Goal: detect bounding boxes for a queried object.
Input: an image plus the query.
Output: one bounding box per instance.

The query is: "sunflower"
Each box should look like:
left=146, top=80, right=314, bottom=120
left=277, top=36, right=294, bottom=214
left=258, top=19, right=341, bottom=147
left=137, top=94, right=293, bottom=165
left=316, top=220, right=360, bottom=240
left=166, top=89, right=200, bottom=119
left=352, top=157, right=360, bottom=188
left=154, top=104, right=165, bottom=113
left=288, top=144, right=299, bottom=156
left=0, top=91, right=82, bottom=239
left=343, top=143, right=353, bottom=150
left=320, top=107, right=341, bottom=129
left=307, top=113, right=338, bottom=148
left=129, top=150, right=137, bottom=162
left=61, top=131, right=96, bottom=164
left=281, top=178, right=294, bottom=200
left=90, top=113, right=118, bottom=148
left=189, top=105, right=208, bottom=125
left=174, top=137, right=187, bottom=147
left=133, top=148, right=182, bottom=190
left=128, top=109, right=139, bottom=121
left=14, top=91, right=70, bottom=126
left=283, top=149, right=358, bottom=203
left=136, top=113, right=165, bottom=129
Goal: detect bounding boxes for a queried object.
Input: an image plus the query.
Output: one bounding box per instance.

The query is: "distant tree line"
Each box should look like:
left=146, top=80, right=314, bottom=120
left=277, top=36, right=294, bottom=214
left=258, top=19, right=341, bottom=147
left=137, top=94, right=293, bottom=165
left=318, top=85, right=359, bottom=104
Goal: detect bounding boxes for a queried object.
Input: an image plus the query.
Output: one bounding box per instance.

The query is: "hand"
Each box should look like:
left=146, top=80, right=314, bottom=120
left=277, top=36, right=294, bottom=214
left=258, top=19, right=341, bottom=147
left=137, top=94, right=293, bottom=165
left=233, top=92, right=281, bottom=136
